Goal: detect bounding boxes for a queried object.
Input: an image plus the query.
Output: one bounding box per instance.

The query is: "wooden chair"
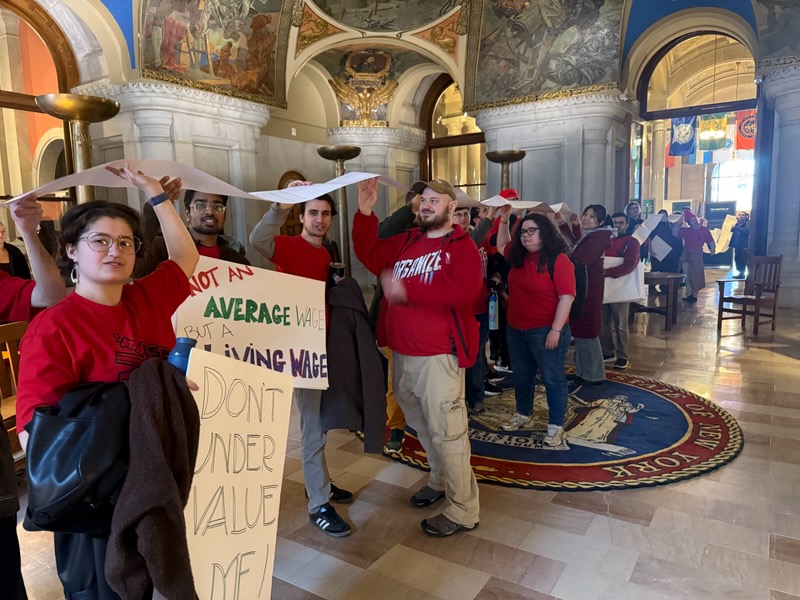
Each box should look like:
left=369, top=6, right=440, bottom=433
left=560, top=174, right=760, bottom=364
left=717, top=256, right=783, bottom=335
left=0, top=321, right=28, bottom=466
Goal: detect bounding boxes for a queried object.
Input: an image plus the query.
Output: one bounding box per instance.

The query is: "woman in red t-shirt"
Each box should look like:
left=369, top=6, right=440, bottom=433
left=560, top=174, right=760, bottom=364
left=496, top=211, right=575, bottom=447
left=17, top=166, right=199, bottom=599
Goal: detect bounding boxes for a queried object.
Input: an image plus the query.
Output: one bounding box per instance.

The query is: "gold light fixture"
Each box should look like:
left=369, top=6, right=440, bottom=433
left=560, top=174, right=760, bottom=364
left=698, top=36, right=723, bottom=141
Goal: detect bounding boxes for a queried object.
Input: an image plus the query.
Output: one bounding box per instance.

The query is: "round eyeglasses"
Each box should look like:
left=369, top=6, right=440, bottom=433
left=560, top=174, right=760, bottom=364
left=520, top=227, right=541, bottom=237
left=78, top=234, right=141, bottom=254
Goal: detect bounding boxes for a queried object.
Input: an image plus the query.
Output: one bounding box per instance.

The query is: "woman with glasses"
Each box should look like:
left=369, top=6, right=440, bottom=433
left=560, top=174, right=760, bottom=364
left=16, top=165, right=198, bottom=599
left=495, top=210, right=575, bottom=446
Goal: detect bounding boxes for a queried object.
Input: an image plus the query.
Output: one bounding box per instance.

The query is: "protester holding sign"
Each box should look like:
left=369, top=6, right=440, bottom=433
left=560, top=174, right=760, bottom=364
left=353, top=177, right=482, bottom=538
left=249, top=183, right=355, bottom=538
left=16, top=166, right=198, bottom=599
left=0, top=197, right=67, bottom=600
left=677, top=209, right=716, bottom=303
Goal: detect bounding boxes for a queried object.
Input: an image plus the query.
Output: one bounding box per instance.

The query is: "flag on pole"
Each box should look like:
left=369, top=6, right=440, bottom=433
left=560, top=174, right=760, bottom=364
left=686, top=151, right=712, bottom=165
left=712, top=123, right=736, bottom=163
left=736, top=109, right=757, bottom=150
left=669, top=116, right=696, bottom=155
left=698, top=113, right=728, bottom=151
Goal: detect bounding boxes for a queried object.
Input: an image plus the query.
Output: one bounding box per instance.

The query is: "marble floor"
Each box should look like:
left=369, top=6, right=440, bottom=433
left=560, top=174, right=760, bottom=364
left=16, top=276, right=800, bottom=600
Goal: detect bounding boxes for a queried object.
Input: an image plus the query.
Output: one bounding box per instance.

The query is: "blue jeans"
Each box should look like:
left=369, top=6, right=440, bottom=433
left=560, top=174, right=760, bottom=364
left=506, top=324, right=571, bottom=425
left=465, top=313, right=489, bottom=409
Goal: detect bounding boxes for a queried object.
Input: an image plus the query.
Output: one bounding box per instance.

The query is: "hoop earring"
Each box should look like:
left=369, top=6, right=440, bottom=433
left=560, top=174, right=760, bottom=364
left=70, top=265, right=80, bottom=285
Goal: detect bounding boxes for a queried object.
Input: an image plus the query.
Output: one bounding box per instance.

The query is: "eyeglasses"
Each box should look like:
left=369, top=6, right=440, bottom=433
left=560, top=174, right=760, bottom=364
left=191, top=201, right=226, bottom=213
left=78, top=234, right=141, bottom=254
left=520, top=227, right=540, bottom=237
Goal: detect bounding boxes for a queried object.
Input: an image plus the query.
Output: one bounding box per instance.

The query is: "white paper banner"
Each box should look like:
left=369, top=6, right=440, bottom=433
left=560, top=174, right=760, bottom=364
left=481, top=194, right=547, bottom=210
left=185, top=348, right=293, bottom=600
left=5, top=159, right=404, bottom=205
left=631, top=213, right=663, bottom=245
left=174, top=257, right=328, bottom=390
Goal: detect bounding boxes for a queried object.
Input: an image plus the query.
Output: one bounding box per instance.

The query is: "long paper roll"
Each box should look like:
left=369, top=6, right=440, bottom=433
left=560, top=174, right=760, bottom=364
left=5, top=159, right=405, bottom=205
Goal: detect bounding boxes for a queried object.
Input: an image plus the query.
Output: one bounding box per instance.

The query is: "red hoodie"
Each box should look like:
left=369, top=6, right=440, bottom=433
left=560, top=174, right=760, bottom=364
left=353, top=211, right=481, bottom=367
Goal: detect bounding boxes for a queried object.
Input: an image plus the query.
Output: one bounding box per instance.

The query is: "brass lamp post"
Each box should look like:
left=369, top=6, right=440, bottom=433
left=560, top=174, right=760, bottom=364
left=317, top=145, right=361, bottom=277
left=35, top=93, right=121, bottom=204
left=486, top=150, right=526, bottom=192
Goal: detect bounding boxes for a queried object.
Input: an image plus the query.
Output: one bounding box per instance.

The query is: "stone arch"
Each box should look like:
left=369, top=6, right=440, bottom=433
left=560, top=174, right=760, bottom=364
left=31, top=128, right=65, bottom=186
left=3, top=0, right=80, bottom=89
left=621, top=7, right=758, bottom=100
left=287, top=60, right=341, bottom=129
left=386, top=63, right=448, bottom=129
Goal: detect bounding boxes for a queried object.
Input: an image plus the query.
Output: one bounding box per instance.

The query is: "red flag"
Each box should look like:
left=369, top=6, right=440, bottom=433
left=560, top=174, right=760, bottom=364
left=736, top=109, right=757, bottom=150
left=664, top=143, right=675, bottom=169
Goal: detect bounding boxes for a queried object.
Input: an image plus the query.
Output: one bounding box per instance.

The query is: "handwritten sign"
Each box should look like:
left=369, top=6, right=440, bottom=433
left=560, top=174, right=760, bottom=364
left=185, top=348, right=293, bottom=600
left=174, top=256, right=328, bottom=389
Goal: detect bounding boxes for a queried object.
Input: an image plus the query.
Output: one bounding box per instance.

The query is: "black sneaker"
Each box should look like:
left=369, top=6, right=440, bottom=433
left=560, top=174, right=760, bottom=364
left=603, top=354, right=615, bottom=363
left=614, top=358, right=629, bottom=370
left=309, top=503, right=352, bottom=537
left=493, top=361, right=513, bottom=374
left=484, top=381, right=502, bottom=396
left=304, top=483, right=354, bottom=504
left=330, top=484, right=353, bottom=504
left=384, top=428, right=404, bottom=453
left=411, top=484, right=445, bottom=507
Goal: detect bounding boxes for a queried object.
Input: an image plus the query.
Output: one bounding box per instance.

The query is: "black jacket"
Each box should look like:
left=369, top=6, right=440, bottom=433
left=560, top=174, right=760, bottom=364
left=322, top=278, right=387, bottom=453
left=1, top=243, right=31, bottom=279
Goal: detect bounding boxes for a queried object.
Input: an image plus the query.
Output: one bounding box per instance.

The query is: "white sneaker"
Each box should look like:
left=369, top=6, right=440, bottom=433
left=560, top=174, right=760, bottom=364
left=502, top=412, right=532, bottom=431
left=493, top=361, right=513, bottom=373
left=544, top=425, right=568, bottom=447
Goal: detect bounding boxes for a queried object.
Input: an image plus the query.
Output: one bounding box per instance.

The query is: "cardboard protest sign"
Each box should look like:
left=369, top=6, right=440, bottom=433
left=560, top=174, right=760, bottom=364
left=185, top=348, right=293, bottom=600
left=174, top=256, right=328, bottom=390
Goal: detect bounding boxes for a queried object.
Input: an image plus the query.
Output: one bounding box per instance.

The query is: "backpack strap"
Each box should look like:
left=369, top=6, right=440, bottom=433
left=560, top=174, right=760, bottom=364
left=547, top=252, right=559, bottom=282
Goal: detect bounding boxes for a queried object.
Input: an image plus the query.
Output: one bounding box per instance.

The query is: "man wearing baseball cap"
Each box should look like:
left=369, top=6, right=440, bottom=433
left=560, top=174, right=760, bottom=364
left=353, top=177, right=482, bottom=537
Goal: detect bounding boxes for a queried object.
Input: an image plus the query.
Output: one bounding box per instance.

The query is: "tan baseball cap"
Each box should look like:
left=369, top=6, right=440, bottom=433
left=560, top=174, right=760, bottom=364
left=406, top=179, right=457, bottom=203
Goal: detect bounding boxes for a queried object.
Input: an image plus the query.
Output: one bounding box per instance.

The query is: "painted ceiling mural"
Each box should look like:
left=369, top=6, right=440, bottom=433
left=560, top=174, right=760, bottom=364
left=314, top=45, right=434, bottom=126
left=465, top=0, right=624, bottom=110
left=755, top=0, right=800, bottom=67
left=140, top=0, right=291, bottom=107
left=309, top=0, right=462, bottom=32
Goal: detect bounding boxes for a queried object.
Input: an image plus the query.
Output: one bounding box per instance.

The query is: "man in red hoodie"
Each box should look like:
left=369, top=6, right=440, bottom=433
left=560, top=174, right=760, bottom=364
left=353, top=177, right=482, bottom=537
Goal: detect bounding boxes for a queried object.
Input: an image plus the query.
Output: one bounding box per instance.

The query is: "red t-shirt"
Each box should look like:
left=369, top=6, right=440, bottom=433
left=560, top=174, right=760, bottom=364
left=272, top=235, right=330, bottom=282
left=678, top=226, right=713, bottom=251
left=16, top=260, right=190, bottom=429
left=197, top=244, right=221, bottom=259
left=0, top=271, right=34, bottom=322
left=505, top=249, right=576, bottom=330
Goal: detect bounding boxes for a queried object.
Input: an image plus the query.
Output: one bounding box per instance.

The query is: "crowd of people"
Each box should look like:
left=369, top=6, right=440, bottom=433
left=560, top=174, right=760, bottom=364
left=0, top=169, right=748, bottom=598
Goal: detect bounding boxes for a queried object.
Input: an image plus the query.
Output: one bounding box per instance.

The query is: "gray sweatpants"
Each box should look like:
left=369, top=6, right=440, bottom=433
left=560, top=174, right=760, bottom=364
left=600, top=303, right=629, bottom=361
left=294, top=388, right=331, bottom=512
left=574, top=337, right=606, bottom=382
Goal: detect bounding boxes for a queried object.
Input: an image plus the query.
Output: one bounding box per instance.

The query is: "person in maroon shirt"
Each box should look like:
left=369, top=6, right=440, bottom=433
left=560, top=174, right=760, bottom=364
left=0, top=197, right=66, bottom=600
left=353, top=177, right=482, bottom=537
left=677, top=209, right=716, bottom=302
left=250, top=183, right=354, bottom=538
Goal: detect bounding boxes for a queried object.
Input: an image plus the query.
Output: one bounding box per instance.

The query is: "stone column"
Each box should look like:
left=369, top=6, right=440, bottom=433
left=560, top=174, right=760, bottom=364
left=763, top=66, right=800, bottom=307
left=74, top=79, right=269, bottom=255
left=475, top=94, right=633, bottom=212
left=651, top=120, right=667, bottom=211
left=327, top=126, right=425, bottom=287
left=0, top=13, right=32, bottom=196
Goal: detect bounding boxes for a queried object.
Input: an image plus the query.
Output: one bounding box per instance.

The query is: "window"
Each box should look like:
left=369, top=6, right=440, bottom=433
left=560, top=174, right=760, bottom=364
left=710, top=159, right=755, bottom=210
left=422, top=77, right=486, bottom=201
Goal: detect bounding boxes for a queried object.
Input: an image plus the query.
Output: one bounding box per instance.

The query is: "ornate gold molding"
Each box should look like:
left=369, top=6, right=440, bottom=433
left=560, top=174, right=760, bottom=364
left=414, top=11, right=459, bottom=58
left=295, top=4, right=344, bottom=57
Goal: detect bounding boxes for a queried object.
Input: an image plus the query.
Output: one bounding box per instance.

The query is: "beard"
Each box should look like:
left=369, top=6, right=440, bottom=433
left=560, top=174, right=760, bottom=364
left=418, top=211, right=451, bottom=232
left=191, top=216, right=222, bottom=235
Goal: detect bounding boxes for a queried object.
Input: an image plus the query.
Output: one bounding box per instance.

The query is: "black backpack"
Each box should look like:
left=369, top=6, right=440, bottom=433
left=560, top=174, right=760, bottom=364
left=547, top=253, right=588, bottom=320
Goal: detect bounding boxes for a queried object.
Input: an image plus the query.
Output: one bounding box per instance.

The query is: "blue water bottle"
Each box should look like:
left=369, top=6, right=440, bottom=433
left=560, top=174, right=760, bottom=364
left=168, top=337, right=197, bottom=375
left=488, top=291, right=499, bottom=331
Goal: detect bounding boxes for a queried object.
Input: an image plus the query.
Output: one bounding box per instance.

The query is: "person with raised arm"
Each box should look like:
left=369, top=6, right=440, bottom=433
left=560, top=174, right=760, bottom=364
left=352, top=176, right=482, bottom=537
left=0, top=196, right=67, bottom=600
left=16, top=166, right=198, bottom=599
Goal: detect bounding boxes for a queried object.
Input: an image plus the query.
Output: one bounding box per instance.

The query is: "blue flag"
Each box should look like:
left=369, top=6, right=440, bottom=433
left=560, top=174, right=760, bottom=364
left=670, top=116, right=696, bottom=156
